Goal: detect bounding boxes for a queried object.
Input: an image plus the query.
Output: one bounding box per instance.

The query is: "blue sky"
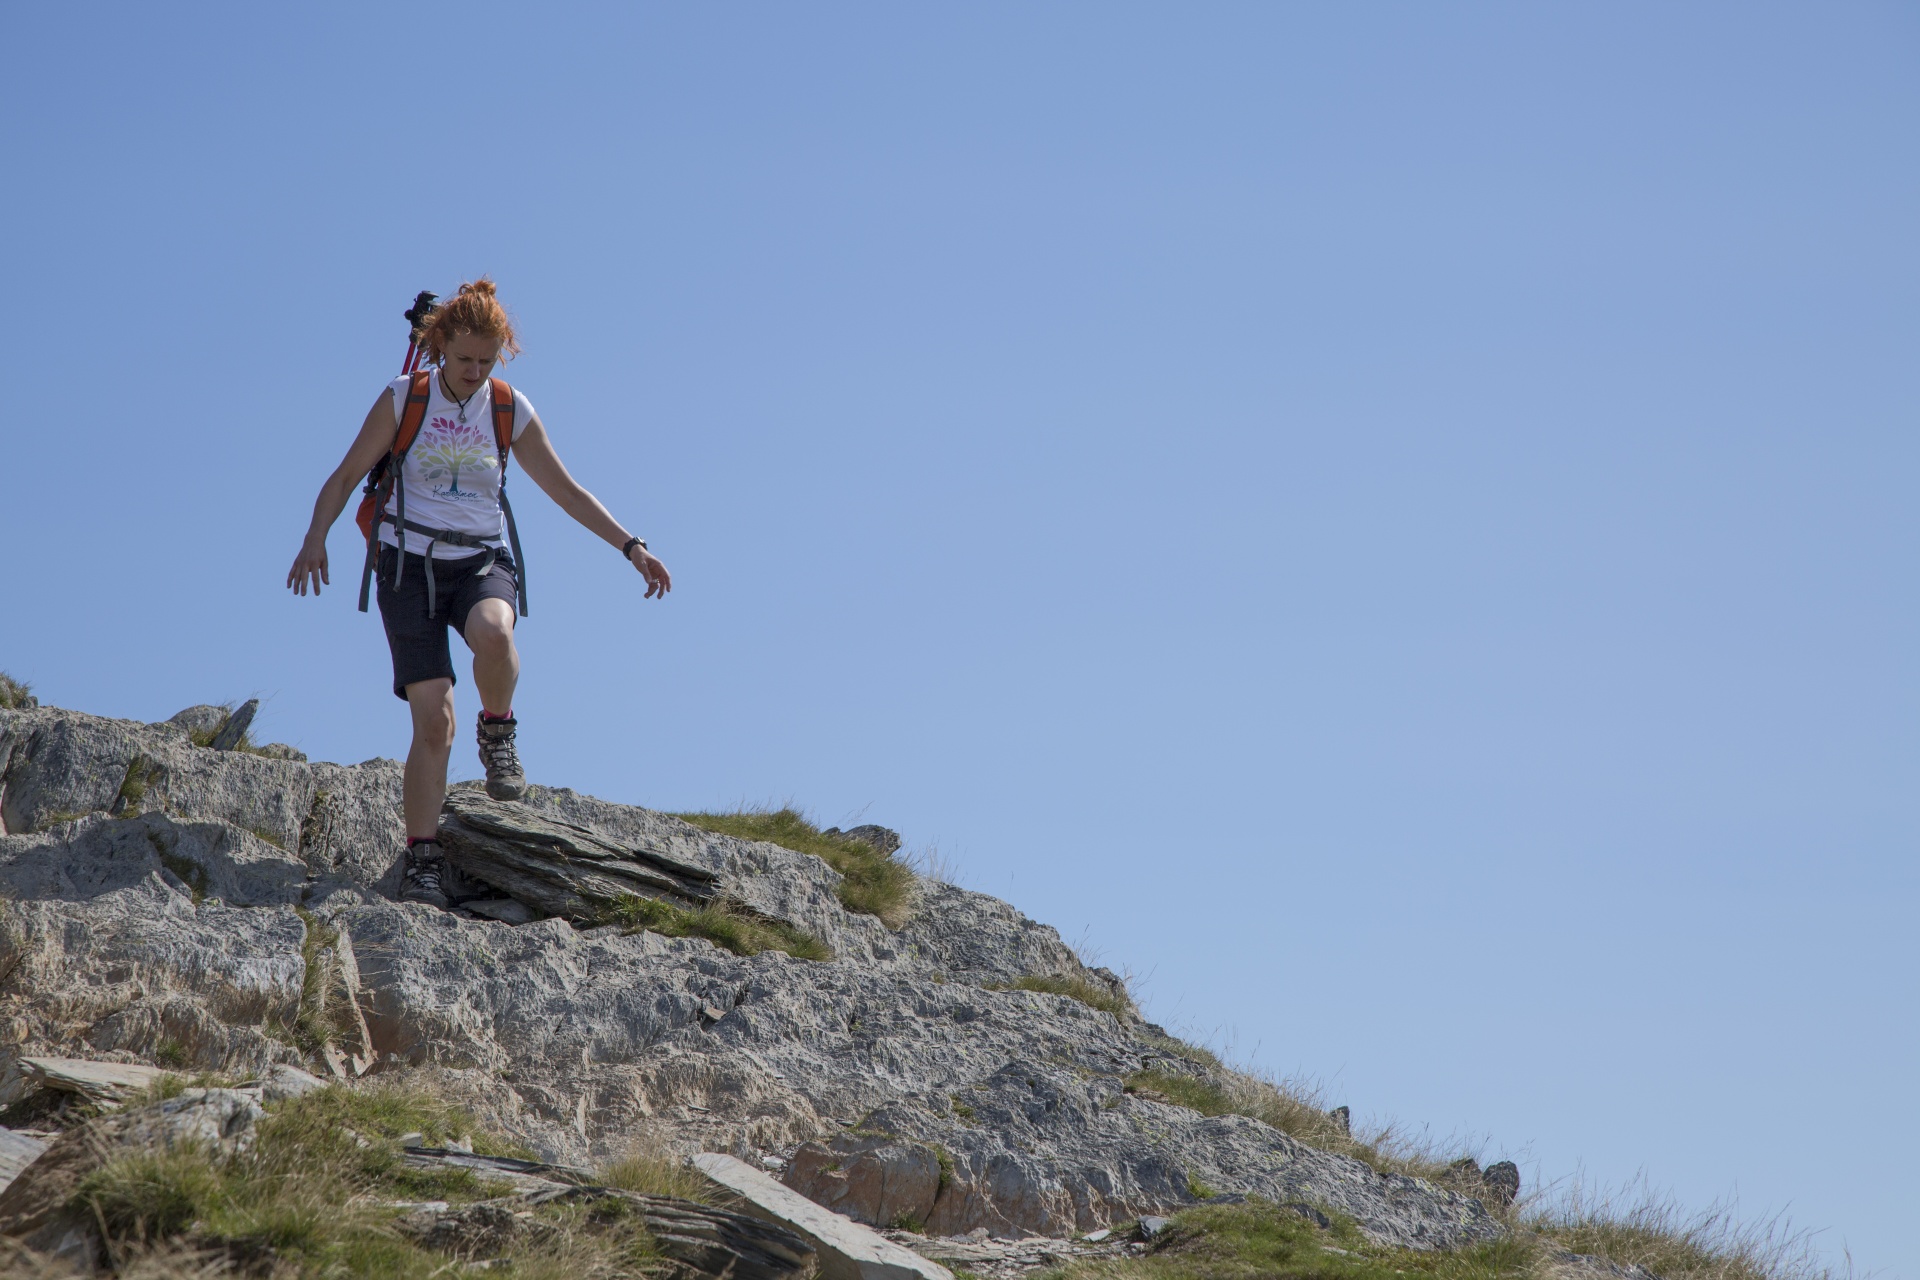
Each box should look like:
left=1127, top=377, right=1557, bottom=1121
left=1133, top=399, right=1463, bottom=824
left=3, top=3, right=1914, bottom=1274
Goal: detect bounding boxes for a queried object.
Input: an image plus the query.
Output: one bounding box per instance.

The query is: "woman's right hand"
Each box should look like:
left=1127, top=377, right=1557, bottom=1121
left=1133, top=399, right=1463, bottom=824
left=288, top=536, right=330, bottom=597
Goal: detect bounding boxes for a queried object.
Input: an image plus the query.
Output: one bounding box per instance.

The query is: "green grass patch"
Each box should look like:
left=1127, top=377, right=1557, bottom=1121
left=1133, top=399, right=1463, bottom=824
left=988, top=973, right=1134, bottom=1017
left=605, top=893, right=832, bottom=962
left=672, top=806, right=917, bottom=927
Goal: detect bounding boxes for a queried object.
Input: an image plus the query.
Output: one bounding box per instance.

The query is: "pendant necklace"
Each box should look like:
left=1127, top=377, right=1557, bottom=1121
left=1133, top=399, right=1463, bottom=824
left=440, top=371, right=479, bottom=423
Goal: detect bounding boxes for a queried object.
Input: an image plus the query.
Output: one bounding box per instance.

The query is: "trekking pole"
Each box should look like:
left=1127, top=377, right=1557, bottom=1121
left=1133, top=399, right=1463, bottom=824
left=401, top=290, right=438, bottom=373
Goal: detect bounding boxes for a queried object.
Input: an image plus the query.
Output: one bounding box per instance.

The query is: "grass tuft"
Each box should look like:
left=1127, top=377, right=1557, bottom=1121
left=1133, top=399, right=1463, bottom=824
left=0, top=671, right=34, bottom=710
left=78, top=1147, right=224, bottom=1245
left=1526, top=1178, right=1835, bottom=1280
left=672, top=806, right=917, bottom=928
left=605, top=893, right=832, bottom=962
left=989, top=973, right=1134, bottom=1018
left=595, top=1127, right=718, bottom=1204
left=116, top=755, right=160, bottom=816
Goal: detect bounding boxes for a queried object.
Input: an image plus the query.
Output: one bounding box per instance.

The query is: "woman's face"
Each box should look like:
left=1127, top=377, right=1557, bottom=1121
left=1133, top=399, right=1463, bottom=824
left=440, top=332, right=504, bottom=396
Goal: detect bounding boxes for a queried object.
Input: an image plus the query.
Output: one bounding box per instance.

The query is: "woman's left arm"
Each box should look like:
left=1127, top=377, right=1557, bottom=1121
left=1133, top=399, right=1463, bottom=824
left=512, top=416, right=672, bottom=599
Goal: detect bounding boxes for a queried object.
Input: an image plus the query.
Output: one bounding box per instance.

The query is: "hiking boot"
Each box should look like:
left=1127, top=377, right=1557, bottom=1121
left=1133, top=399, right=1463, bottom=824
left=399, top=840, right=451, bottom=909
left=476, top=712, right=526, bottom=801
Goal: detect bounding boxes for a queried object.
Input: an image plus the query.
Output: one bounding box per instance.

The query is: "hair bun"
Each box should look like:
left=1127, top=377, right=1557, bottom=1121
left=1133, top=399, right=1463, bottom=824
left=418, top=276, right=521, bottom=363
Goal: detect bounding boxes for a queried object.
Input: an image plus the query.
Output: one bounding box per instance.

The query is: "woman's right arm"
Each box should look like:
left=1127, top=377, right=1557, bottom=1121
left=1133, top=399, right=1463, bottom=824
left=287, top=391, right=402, bottom=596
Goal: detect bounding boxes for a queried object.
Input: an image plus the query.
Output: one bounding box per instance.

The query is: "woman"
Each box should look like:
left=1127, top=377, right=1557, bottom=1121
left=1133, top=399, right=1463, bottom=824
left=287, top=278, right=671, bottom=908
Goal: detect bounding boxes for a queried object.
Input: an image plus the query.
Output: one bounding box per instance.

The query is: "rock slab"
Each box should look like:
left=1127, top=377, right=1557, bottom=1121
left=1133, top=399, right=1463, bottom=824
left=0, top=1057, right=166, bottom=1109
left=0, top=1130, right=47, bottom=1196
left=695, top=1152, right=954, bottom=1280
left=436, top=789, right=722, bottom=919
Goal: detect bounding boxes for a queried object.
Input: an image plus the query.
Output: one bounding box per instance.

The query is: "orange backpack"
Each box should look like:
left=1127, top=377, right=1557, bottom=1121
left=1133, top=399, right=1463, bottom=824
left=355, top=370, right=527, bottom=617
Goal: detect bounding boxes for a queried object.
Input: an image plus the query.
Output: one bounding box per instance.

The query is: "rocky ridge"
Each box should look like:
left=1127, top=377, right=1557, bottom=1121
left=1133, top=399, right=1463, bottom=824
left=0, top=699, right=1507, bottom=1265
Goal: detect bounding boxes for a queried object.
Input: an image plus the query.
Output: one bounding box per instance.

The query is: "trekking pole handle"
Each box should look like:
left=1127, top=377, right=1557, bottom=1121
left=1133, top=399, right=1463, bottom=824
left=404, top=290, right=439, bottom=339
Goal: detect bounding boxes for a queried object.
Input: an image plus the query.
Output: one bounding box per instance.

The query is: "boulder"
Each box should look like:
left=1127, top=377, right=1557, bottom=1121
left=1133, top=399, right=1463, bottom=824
left=823, top=826, right=903, bottom=857
left=1482, top=1160, right=1520, bottom=1208
left=435, top=789, right=722, bottom=920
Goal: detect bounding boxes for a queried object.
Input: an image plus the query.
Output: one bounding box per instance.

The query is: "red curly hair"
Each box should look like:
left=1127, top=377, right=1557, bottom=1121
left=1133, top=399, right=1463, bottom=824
left=419, top=277, right=522, bottom=363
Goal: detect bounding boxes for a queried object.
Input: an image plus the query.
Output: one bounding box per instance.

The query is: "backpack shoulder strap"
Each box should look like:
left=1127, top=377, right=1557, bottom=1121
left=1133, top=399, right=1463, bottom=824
left=489, top=378, right=515, bottom=465
left=395, top=370, right=433, bottom=456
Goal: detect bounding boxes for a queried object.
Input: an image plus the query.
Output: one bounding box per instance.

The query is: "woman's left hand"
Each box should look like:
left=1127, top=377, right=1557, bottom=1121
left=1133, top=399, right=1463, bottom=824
left=630, top=547, right=672, bottom=599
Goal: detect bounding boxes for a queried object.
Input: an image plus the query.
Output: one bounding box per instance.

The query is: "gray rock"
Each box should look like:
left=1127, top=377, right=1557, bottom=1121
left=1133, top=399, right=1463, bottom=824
left=0, top=1056, right=165, bottom=1110
left=208, top=699, right=260, bottom=752
left=824, top=826, right=903, bottom=858
left=253, top=1063, right=328, bottom=1103
left=464, top=897, right=539, bottom=925
left=0, top=1129, right=48, bottom=1196
left=164, top=705, right=230, bottom=739
left=0, top=701, right=1506, bottom=1256
left=1482, top=1160, right=1520, bottom=1208
left=436, top=788, right=721, bottom=920
left=695, top=1153, right=953, bottom=1280
left=1138, top=1216, right=1172, bottom=1239
left=1329, top=1104, right=1351, bottom=1136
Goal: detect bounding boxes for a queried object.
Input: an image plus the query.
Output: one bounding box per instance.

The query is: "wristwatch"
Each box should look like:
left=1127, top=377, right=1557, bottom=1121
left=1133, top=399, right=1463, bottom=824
left=621, top=536, right=648, bottom=560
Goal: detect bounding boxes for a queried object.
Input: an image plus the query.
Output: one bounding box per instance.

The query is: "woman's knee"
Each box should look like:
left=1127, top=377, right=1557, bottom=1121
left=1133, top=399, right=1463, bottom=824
left=465, top=601, right=517, bottom=660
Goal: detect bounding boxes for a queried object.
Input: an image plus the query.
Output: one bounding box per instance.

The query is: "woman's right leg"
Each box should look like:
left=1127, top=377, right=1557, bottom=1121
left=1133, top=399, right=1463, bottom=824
left=403, top=677, right=456, bottom=839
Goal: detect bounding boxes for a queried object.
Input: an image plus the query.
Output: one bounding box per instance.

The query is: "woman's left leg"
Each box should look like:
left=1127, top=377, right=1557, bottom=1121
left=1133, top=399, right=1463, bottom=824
left=462, top=595, right=526, bottom=799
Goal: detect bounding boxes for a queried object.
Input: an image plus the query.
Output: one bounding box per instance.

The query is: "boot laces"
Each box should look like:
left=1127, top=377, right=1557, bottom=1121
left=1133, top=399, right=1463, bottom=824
left=406, top=844, right=445, bottom=891
left=480, top=728, right=522, bottom=775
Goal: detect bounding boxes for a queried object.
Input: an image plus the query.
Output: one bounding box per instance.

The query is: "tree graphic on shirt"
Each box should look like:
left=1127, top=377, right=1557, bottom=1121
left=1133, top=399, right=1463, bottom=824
left=415, top=418, right=495, bottom=498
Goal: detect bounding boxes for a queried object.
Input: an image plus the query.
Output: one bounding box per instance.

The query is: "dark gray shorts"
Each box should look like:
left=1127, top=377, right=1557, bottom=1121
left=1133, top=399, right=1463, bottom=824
left=374, top=544, right=519, bottom=700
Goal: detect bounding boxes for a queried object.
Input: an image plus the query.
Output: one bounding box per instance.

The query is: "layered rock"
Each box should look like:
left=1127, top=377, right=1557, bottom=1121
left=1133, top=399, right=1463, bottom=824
left=0, top=701, right=1503, bottom=1252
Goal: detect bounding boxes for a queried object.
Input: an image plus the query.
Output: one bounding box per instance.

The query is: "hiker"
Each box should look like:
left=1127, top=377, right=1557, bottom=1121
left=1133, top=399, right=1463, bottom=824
left=285, top=278, right=670, bottom=909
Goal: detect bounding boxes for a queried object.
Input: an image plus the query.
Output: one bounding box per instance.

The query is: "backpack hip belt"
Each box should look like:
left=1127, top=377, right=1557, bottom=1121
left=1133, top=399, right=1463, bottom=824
left=377, top=518, right=502, bottom=617
left=356, top=372, right=528, bottom=618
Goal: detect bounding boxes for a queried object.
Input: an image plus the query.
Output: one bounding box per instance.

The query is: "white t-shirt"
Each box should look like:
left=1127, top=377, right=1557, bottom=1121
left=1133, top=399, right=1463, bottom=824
left=378, top=373, right=537, bottom=558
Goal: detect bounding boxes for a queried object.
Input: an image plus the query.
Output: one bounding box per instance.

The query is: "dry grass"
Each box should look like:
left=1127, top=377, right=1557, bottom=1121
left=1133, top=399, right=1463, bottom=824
left=1525, top=1178, right=1837, bottom=1280
left=672, top=805, right=918, bottom=927
left=0, top=671, right=34, bottom=710
left=596, top=1130, right=719, bottom=1205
